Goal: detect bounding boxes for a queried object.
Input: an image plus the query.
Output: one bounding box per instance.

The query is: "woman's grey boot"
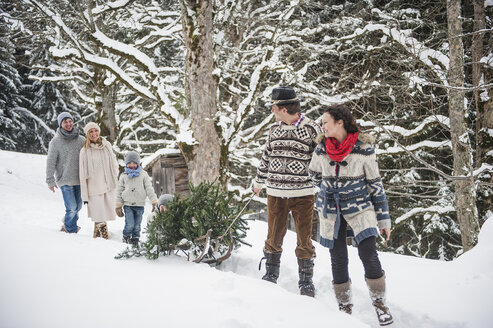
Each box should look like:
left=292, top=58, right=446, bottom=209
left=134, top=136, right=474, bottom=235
left=259, top=249, right=281, bottom=283
left=297, top=258, right=315, bottom=297
left=333, top=280, right=353, bottom=314
left=366, top=274, right=394, bottom=326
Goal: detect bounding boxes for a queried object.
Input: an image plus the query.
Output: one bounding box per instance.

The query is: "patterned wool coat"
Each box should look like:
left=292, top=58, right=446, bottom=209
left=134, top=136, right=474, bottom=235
left=308, top=133, right=391, bottom=249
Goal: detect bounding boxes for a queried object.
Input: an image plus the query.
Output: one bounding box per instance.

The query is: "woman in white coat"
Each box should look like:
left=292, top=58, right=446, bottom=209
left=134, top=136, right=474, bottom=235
left=79, top=122, right=119, bottom=239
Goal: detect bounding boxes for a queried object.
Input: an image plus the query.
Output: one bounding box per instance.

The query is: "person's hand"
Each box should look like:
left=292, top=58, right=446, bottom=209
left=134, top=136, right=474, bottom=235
left=115, top=205, right=124, bottom=217
left=252, top=187, right=261, bottom=196
left=48, top=186, right=58, bottom=192
left=380, top=228, right=391, bottom=241
left=152, top=201, right=157, bottom=212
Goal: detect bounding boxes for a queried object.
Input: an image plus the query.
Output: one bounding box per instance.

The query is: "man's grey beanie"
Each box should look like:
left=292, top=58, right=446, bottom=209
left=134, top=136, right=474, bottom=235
left=124, top=151, right=141, bottom=165
left=158, top=194, right=173, bottom=208
left=57, top=112, right=73, bottom=127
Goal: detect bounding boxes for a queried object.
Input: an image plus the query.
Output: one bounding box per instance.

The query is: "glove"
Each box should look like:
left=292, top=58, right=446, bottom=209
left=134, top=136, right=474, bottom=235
left=115, top=203, right=124, bottom=217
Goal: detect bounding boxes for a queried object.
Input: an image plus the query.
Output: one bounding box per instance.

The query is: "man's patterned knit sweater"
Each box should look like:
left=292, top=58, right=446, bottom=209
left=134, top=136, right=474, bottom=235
left=254, top=117, right=322, bottom=198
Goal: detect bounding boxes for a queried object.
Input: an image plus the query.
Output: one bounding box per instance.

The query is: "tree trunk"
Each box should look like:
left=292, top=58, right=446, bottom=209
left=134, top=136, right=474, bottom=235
left=179, top=0, right=221, bottom=186
left=86, top=0, right=118, bottom=144
left=100, top=84, right=118, bottom=143
left=446, top=0, right=479, bottom=252
left=473, top=0, right=485, bottom=167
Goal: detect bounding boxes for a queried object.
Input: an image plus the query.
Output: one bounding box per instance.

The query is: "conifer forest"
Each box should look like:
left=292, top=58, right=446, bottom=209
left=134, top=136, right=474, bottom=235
left=1, top=0, right=492, bottom=260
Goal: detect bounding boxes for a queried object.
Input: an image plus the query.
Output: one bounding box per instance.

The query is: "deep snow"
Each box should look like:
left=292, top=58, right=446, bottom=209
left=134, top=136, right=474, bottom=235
left=0, top=149, right=492, bottom=328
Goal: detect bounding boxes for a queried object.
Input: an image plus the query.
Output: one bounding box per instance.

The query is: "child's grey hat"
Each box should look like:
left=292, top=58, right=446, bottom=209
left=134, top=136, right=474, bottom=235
left=124, top=151, right=141, bottom=165
left=157, top=194, right=173, bottom=208
left=57, top=112, right=73, bottom=127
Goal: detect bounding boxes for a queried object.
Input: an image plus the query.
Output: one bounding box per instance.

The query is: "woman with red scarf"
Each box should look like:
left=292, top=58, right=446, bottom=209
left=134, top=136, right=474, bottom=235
left=309, top=105, right=393, bottom=327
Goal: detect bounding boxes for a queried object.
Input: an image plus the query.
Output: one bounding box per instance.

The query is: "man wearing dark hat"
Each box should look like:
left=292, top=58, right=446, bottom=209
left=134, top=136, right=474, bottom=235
left=46, top=112, right=86, bottom=233
left=253, top=86, right=322, bottom=297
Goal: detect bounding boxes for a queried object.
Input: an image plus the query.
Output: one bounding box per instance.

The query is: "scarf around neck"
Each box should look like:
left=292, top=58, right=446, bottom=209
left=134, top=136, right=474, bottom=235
left=80, top=137, right=118, bottom=190
left=58, top=127, right=80, bottom=140
left=325, top=132, right=359, bottom=162
left=125, top=165, right=142, bottom=178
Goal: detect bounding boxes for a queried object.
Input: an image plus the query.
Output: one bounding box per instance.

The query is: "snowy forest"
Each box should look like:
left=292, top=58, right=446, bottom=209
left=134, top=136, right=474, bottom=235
left=1, top=0, right=492, bottom=261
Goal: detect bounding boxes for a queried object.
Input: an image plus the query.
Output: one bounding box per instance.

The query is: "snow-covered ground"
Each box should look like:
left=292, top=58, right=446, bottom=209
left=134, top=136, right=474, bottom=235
left=0, top=149, right=492, bottom=328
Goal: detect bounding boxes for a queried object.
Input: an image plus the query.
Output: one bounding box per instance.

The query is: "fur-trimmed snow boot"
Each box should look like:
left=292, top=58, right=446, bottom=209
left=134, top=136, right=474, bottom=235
left=333, top=280, right=353, bottom=314
left=366, top=273, right=393, bottom=326
left=96, top=222, right=109, bottom=240
left=297, top=258, right=315, bottom=297
left=93, top=223, right=100, bottom=238
left=259, top=249, right=281, bottom=284
left=130, top=237, right=139, bottom=246
left=123, top=235, right=132, bottom=244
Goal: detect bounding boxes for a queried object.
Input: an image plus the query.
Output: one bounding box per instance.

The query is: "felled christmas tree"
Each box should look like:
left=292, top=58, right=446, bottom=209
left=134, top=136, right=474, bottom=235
left=116, top=181, right=250, bottom=265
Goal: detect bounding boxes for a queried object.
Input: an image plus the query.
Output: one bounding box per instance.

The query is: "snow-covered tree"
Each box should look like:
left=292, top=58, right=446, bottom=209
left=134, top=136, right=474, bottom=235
left=22, top=0, right=184, bottom=160
left=215, top=0, right=492, bottom=259
left=446, top=0, right=479, bottom=251
left=1, top=0, right=88, bottom=153
left=179, top=0, right=221, bottom=185
left=0, top=8, right=25, bottom=150
left=6, top=0, right=493, bottom=260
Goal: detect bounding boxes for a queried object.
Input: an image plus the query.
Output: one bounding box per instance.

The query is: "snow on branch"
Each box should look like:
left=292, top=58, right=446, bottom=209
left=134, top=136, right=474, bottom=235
left=134, top=19, right=182, bottom=48
left=395, top=206, right=455, bottom=224
left=333, top=19, right=449, bottom=85
left=89, top=27, right=183, bottom=124
left=473, top=163, right=493, bottom=177
left=25, top=0, right=93, bottom=56
left=92, top=0, right=133, bottom=15
left=92, top=27, right=160, bottom=76
left=377, top=140, right=452, bottom=155
left=28, top=74, right=87, bottom=84
left=70, top=81, right=96, bottom=106
left=11, top=106, right=55, bottom=136
left=223, top=0, right=304, bottom=150
left=50, top=46, right=157, bottom=101
left=360, top=115, right=450, bottom=138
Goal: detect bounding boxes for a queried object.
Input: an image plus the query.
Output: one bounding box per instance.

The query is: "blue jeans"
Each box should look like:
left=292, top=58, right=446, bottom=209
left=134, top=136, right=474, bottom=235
left=123, top=206, right=145, bottom=238
left=60, top=185, right=82, bottom=233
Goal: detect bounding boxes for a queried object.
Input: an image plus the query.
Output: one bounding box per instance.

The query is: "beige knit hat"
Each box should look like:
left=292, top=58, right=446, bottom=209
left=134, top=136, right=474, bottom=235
left=83, top=122, right=101, bottom=135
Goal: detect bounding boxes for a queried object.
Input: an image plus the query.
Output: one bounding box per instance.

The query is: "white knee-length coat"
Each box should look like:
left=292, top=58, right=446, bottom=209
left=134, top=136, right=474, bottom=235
left=79, top=138, right=119, bottom=222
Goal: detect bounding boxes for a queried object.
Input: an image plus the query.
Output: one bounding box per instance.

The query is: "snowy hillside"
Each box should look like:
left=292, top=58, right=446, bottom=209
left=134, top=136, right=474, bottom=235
left=0, top=149, right=492, bottom=328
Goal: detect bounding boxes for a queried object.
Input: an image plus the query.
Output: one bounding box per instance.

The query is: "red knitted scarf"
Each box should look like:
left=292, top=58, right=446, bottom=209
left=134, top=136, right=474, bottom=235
left=325, top=132, right=359, bottom=162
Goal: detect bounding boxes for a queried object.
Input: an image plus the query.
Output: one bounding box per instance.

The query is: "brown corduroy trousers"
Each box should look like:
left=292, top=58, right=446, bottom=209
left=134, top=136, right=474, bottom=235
left=265, top=194, right=316, bottom=259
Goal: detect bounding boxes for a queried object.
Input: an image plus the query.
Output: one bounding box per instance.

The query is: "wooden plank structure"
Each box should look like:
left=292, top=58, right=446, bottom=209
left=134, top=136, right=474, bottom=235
left=144, top=150, right=189, bottom=196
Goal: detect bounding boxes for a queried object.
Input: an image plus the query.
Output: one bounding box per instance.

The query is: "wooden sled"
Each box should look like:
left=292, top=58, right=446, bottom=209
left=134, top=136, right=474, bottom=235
left=192, top=229, right=234, bottom=265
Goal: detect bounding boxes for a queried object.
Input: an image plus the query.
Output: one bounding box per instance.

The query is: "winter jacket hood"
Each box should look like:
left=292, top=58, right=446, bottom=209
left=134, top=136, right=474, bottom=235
left=315, top=132, right=374, bottom=145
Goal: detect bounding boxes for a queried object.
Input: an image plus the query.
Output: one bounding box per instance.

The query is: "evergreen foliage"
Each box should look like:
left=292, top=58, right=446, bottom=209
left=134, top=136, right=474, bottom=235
left=0, top=9, right=26, bottom=150
left=2, top=0, right=492, bottom=260
left=116, top=181, right=250, bottom=264
left=0, top=1, right=85, bottom=153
